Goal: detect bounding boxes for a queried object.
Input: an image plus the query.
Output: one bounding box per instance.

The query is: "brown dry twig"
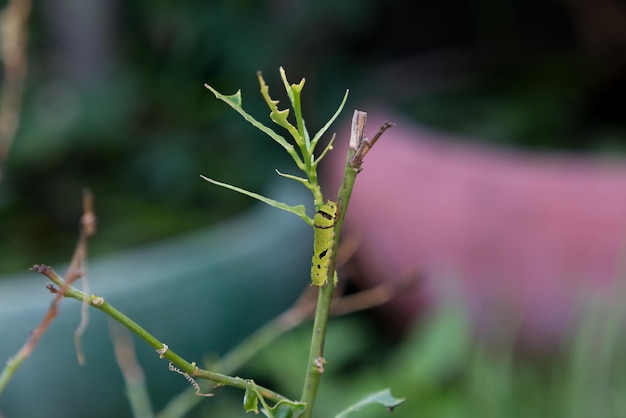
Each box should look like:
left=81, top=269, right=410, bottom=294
left=72, top=189, right=97, bottom=364
left=349, top=115, right=394, bottom=172
left=110, top=321, right=146, bottom=387
left=5, top=190, right=96, bottom=373
left=0, top=0, right=31, bottom=182
left=109, top=321, right=156, bottom=417
left=330, top=270, right=421, bottom=317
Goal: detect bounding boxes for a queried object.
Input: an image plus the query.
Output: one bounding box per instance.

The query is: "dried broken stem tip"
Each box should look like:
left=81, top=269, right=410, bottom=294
left=30, top=263, right=51, bottom=275
left=349, top=114, right=393, bottom=171
left=349, top=110, right=367, bottom=151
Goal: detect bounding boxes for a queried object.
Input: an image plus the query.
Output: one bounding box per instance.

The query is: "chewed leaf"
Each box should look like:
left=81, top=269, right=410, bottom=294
left=211, top=88, right=243, bottom=108
left=257, top=73, right=301, bottom=142
left=334, top=388, right=405, bottom=418
left=204, top=84, right=301, bottom=166
left=280, top=66, right=305, bottom=104
left=280, top=68, right=310, bottom=151
left=201, top=176, right=312, bottom=225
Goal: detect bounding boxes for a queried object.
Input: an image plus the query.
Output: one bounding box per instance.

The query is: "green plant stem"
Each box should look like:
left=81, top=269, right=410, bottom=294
left=335, top=148, right=359, bottom=229
left=0, top=348, right=23, bottom=394
left=300, top=122, right=361, bottom=417
left=157, top=304, right=312, bottom=418
left=300, top=283, right=336, bottom=416
left=32, top=265, right=292, bottom=406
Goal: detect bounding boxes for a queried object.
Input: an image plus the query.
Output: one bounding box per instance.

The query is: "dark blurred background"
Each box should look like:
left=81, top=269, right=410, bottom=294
left=1, top=0, right=624, bottom=274
left=1, top=1, right=626, bottom=417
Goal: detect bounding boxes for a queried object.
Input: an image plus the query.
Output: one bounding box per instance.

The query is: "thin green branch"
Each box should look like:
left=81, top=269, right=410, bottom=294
left=300, top=111, right=391, bottom=418
left=300, top=111, right=367, bottom=418
left=312, top=133, right=336, bottom=168
left=158, top=289, right=316, bottom=418
left=30, top=265, right=294, bottom=406
left=0, top=346, right=24, bottom=394
left=300, top=280, right=335, bottom=416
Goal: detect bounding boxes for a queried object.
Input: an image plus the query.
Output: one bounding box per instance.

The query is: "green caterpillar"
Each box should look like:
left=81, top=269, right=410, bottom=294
left=311, top=200, right=337, bottom=286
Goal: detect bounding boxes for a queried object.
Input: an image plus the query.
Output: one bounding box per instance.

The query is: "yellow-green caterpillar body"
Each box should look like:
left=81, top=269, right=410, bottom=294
left=311, top=200, right=337, bottom=286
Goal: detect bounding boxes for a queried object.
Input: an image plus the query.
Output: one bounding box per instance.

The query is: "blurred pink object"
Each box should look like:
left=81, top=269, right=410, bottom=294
left=323, top=108, right=626, bottom=351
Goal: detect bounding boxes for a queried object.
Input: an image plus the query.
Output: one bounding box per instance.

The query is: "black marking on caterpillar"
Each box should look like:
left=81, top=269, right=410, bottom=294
left=311, top=201, right=337, bottom=286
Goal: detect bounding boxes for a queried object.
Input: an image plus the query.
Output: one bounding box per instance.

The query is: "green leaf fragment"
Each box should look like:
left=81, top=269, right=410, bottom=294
left=204, top=69, right=347, bottom=225
left=334, top=388, right=405, bottom=418
left=281, top=69, right=309, bottom=150
left=200, top=176, right=312, bottom=225
left=257, top=73, right=301, bottom=143
left=243, top=385, right=259, bottom=414
left=213, top=88, right=243, bottom=108
left=280, top=66, right=305, bottom=102
left=204, top=83, right=301, bottom=166
left=279, top=68, right=307, bottom=142
left=265, top=400, right=306, bottom=418
left=310, top=89, right=349, bottom=149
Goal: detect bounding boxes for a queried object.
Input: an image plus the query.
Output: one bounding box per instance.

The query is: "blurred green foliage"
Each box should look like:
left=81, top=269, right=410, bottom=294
left=199, top=295, right=626, bottom=418
left=2, top=2, right=626, bottom=416
left=0, top=1, right=378, bottom=274
left=2, top=0, right=625, bottom=273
